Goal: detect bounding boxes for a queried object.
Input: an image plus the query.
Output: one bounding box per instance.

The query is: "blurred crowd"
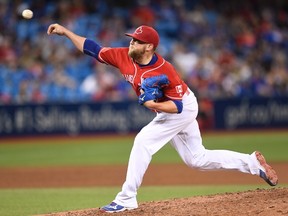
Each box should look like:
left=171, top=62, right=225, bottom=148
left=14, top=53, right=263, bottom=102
left=0, top=0, right=288, bottom=104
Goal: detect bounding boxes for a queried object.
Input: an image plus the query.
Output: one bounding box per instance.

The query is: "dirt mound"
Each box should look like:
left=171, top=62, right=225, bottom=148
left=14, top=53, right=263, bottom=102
left=40, top=188, right=287, bottom=216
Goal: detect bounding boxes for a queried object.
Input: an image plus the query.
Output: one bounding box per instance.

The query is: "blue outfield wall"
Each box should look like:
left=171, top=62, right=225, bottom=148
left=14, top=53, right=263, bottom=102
left=0, top=97, right=287, bottom=137
left=0, top=101, right=155, bottom=137
left=213, top=96, right=288, bottom=129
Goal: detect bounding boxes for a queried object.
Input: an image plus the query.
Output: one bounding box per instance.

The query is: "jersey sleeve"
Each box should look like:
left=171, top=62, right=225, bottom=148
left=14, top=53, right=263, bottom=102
left=83, top=39, right=129, bottom=68
left=162, top=63, right=188, bottom=100
left=83, top=39, right=102, bottom=61
left=98, top=47, right=129, bottom=68
left=164, top=82, right=187, bottom=100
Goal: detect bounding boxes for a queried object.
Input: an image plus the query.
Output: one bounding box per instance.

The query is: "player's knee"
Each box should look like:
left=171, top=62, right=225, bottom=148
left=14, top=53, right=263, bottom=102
left=189, top=153, right=208, bottom=169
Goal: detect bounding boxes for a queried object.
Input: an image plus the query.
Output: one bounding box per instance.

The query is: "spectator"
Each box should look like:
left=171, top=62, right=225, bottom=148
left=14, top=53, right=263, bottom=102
left=0, top=0, right=287, bottom=104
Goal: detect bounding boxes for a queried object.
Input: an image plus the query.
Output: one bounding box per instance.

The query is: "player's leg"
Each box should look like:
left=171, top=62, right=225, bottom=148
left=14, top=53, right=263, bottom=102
left=171, top=120, right=257, bottom=173
left=170, top=119, right=278, bottom=185
left=109, top=91, right=200, bottom=209
left=111, top=108, right=195, bottom=209
left=110, top=117, right=172, bottom=208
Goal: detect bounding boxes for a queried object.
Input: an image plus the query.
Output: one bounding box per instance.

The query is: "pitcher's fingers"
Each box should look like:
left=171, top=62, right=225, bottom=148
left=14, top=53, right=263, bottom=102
left=47, top=24, right=58, bottom=35
left=47, top=25, right=54, bottom=34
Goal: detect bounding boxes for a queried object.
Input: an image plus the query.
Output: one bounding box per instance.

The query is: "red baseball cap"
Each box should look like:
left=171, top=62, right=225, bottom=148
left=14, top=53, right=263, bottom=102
left=125, top=25, right=160, bottom=48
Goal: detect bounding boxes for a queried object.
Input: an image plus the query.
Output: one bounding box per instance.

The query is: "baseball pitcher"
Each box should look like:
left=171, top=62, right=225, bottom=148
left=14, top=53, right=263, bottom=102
left=47, top=24, right=278, bottom=213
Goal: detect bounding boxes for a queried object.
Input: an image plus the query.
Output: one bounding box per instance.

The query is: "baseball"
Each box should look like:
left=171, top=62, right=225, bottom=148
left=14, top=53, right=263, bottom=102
left=22, top=9, right=33, bottom=19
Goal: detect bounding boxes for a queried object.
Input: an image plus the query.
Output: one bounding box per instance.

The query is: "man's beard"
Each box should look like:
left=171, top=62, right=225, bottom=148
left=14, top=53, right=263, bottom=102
left=128, top=47, right=145, bottom=60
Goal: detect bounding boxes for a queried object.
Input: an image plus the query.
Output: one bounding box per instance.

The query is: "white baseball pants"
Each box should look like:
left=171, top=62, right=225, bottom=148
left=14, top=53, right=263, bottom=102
left=113, top=89, right=261, bottom=208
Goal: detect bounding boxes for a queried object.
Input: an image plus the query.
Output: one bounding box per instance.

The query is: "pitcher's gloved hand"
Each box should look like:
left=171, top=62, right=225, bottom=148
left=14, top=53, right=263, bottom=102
left=138, top=75, right=169, bottom=105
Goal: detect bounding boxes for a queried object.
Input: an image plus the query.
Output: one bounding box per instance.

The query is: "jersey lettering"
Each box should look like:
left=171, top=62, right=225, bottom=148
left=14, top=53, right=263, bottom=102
left=123, top=74, right=134, bottom=84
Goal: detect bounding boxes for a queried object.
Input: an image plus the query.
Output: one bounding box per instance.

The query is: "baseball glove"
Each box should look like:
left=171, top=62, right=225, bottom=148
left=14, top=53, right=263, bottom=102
left=138, top=74, right=170, bottom=105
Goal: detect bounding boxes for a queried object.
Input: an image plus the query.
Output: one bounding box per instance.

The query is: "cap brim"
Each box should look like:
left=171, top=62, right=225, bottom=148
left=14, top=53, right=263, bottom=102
left=125, top=33, right=134, bottom=37
left=125, top=33, right=147, bottom=43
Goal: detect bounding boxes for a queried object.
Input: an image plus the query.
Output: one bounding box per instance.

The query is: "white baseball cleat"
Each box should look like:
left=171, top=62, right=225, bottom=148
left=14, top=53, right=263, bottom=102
left=100, top=202, right=136, bottom=213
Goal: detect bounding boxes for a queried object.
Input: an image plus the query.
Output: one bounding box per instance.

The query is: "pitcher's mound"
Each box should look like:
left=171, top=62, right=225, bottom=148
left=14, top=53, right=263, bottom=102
left=42, top=187, right=287, bottom=216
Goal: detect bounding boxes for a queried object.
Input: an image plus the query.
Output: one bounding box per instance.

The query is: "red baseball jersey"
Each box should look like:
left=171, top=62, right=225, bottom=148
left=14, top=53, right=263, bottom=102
left=98, top=47, right=188, bottom=100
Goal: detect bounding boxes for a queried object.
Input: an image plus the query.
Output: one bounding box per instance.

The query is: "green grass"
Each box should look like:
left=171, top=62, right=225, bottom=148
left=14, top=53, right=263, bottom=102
left=1, top=184, right=284, bottom=216
left=0, top=131, right=287, bottom=215
left=0, top=131, right=287, bottom=167
left=0, top=136, right=133, bottom=167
